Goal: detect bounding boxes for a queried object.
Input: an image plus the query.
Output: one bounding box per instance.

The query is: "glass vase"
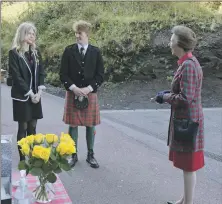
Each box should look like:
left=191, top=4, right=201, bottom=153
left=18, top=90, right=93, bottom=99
left=33, top=177, right=55, bottom=203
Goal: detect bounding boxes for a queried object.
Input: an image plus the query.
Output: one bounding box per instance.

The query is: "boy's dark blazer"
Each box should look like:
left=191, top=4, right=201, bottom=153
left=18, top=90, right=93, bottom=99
left=60, top=43, right=104, bottom=92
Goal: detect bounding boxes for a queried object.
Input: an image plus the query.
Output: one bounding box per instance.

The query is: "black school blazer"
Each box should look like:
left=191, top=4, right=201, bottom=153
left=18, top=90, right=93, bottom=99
left=8, top=48, right=45, bottom=101
left=59, top=44, right=105, bottom=92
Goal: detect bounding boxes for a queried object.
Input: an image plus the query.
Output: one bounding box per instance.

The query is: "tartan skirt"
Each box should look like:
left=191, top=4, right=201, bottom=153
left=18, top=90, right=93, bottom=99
left=169, top=150, right=204, bottom=172
left=63, top=91, right=100, bottom=127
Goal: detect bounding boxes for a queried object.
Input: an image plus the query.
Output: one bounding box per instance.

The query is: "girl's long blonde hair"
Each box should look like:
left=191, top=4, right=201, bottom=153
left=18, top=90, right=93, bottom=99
left=12, top=22, right=38, bottom=55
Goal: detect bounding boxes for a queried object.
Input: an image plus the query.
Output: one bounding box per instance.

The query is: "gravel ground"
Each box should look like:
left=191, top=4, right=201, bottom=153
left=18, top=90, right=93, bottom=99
left=44, top=76, right=222, bottom=110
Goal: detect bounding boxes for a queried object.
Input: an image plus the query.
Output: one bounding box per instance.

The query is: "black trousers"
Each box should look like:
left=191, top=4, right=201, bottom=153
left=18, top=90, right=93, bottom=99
left=17, top=119, right=37, bottom=161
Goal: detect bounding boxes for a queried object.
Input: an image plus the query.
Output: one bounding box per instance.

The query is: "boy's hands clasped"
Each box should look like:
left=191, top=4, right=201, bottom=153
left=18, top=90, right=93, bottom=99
left=72, top=86, right=91, bottom=97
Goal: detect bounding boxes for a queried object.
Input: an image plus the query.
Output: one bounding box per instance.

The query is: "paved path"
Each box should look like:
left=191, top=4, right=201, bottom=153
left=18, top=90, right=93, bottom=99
left=1, top=84, right=222, bottom=204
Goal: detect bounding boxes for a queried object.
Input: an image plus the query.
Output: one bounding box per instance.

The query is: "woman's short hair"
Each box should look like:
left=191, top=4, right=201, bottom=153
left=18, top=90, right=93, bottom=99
left=12, top=22, right=37, bottom=54
left=171, top=25, right=197, bottom=52
left=72, top=20, right=92, bottom=34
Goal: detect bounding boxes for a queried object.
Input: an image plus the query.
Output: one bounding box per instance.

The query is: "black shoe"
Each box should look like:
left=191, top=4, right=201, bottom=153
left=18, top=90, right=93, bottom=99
left=69, top=153, right=78, bottom=168
left=86, top=152, right=99, bottom=168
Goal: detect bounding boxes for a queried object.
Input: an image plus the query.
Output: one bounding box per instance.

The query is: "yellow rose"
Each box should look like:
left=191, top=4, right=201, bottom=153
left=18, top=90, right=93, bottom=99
left=34, top=134, right=45, bottom=144
left=60, top=137, right=75, bottom=145
left=61, top=132, right=70, bottom=137
left=56, top=142, right=76, bottom=156
left=17, top=138, right=27, bottom=147
left=64, top=138, right=75, bottom=147
left=45, top=134, right=58, bottom=144
left=32, top=146, right=51, bottom=162
left=60, top=132, right=72, bottom=140
left=32, top=145, right=43, bottom=158
left=21, top=143, right=30, bottom=156
left=26, top=135, right=35, bottom=145
left=60, top=133, right=75, bottom=146
left=66, top=143, right=76, bottom=155
left=39, top=147, right=51, bottom=162
left=56, top=142, right=66, bottom=155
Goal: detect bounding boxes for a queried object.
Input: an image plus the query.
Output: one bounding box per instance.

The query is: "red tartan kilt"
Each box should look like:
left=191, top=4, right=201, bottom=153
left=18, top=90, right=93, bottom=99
left=169, top=150, right=204, bottom=171
left=63, top=91, right=100, bottom=127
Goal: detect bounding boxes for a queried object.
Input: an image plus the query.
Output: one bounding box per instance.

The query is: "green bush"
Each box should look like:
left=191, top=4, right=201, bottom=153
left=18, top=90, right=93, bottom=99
left=45, top=72, right=61, bottom=87
left=2, top=1, right=222, bottom=85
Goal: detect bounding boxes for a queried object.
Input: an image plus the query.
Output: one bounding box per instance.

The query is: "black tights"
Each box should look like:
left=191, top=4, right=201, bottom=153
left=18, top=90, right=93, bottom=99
left=17, top=119, right=37, bottom=161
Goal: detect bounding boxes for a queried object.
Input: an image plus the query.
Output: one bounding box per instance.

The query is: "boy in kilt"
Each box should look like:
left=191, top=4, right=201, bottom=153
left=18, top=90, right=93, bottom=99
left=60, top=20, right=104, bottom=169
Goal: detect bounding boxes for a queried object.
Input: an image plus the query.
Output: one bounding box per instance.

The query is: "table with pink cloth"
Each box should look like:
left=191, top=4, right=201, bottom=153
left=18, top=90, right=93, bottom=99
left=12, top=171, right=72, bottom=204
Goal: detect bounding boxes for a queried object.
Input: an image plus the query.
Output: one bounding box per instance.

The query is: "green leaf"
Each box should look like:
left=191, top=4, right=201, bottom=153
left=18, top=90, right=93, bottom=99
left=33, top=159, right=44, bottom=168
left=50, top=151, right=56, bottom=161
left=42, top=162, right=52, bottom=174
left=25, top=159, right=30, bottom=167
left=18, top=160, right=27, bottom=170
left=50, top=160, right=59, bottom=170
left=60, top=162, right=71, bottom=171
left=30, top=167, right=43, bottom=176
left=59, top=158, right=71, bottom=171
left=60, top=155, right=69, bottom=160
left=53, top=167, right=62, bottom=174
left=28, top=157, right=35, bottom=167
left=46, top=173, right=57, bottom=183
left=60, top=158, right=69, bottom=165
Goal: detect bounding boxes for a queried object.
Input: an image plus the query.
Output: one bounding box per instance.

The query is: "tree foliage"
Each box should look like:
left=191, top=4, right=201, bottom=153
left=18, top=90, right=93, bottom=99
left=2, top=1, right=222, bottom=85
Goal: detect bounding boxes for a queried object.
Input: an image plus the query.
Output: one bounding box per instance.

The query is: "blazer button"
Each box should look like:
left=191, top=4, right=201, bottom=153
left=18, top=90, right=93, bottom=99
left=78, top=72, right=81, bottom=74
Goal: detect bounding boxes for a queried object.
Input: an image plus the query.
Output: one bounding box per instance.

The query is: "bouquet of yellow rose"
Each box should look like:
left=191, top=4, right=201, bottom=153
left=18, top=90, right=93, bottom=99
left=17, top=132, right=76, bottom=202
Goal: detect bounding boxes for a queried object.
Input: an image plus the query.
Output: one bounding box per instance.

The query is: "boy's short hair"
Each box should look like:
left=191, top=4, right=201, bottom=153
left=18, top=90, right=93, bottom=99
left=72, top=20, right=92, bottom=34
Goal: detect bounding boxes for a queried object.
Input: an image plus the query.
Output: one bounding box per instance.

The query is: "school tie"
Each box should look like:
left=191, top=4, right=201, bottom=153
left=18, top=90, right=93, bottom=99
left=80, top=47, right=85, bottom=60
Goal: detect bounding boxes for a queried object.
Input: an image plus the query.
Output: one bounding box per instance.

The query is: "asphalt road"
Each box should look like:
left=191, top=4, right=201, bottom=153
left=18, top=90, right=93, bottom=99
left=1, top=84, right=222, bottom=204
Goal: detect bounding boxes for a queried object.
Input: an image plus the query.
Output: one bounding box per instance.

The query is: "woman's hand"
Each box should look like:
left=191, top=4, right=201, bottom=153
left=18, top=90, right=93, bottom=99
left=31, top=95, right=39, bottom=104
left=150, top=97, right=156, bottom=103
left=162, top=93, right=171, bottom=101
left=150, top=96, right=163, bottom=104
left=31, top=90, right=42, bottom=104
left=151, top=90, right=171, bottom=104
left=31, top=94, right=40, bottom=104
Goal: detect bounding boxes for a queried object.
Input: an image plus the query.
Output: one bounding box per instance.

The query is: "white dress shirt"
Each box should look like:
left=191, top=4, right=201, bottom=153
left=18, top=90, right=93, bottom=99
left=77, top=43, right=88, bottom=55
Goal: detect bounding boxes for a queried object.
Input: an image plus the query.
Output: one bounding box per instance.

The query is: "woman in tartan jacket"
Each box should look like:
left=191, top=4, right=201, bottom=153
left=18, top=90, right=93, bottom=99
left=152, top=25, right=204, bottom=204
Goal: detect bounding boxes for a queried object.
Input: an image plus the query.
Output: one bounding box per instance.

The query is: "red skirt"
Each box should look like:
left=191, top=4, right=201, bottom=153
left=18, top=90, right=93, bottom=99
left=169, top=150, right=204, bottom=172
left=63, top=92, right=100, bottom=127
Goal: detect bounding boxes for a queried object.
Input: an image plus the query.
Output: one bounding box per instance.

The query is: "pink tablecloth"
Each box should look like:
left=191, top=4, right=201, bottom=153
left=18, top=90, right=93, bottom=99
left=12, top=172, right=72, bottom=204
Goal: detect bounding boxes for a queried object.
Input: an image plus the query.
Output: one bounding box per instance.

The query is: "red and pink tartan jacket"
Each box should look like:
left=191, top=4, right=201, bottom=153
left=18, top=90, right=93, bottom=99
left=165, top=52, right=204, bottom=152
